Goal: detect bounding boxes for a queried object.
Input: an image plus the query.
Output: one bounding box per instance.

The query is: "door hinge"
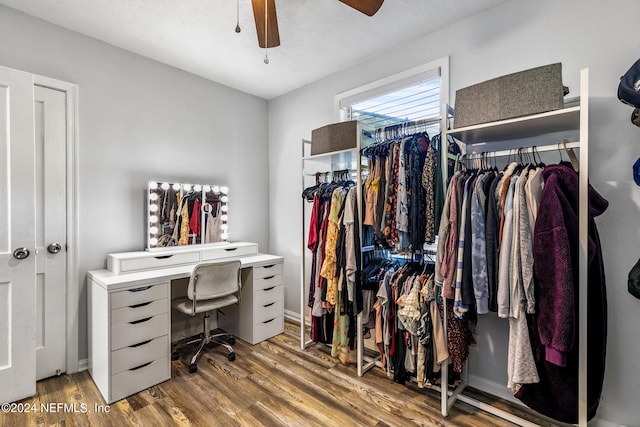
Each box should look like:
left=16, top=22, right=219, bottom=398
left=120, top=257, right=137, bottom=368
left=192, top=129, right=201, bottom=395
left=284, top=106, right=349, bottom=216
left=65, top=243, right=68, bottom=252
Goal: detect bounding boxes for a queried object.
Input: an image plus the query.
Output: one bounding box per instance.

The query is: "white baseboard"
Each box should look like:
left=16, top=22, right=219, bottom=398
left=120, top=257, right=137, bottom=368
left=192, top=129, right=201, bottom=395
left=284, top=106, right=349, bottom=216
left=467, top=375, right=619, bottom=426
left=467, top=374, right=522, bottom=406
left=284, top=309, right=301, bottom=323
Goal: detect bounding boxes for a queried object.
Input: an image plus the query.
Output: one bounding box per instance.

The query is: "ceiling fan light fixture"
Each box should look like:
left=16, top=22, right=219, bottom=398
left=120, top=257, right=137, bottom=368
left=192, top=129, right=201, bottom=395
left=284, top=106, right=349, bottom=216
left=251, top=0, right=280, bottom=49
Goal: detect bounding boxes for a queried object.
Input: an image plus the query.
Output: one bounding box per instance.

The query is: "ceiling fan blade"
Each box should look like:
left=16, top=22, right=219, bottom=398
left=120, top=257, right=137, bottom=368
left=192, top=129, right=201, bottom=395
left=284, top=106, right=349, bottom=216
left=339, top=0, right=384, bottom=16
left=251, top=0, right=280, bottom=48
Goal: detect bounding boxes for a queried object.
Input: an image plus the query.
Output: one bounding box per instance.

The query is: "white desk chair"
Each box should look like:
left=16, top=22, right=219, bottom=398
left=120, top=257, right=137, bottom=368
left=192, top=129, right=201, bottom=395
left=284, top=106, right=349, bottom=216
left=171, top=259, right=241, bottom=373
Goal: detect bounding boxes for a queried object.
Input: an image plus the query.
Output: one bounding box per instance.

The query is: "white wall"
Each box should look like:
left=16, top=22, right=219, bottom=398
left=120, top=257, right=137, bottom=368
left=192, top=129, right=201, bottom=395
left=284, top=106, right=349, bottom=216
left=0, top=6, right=270, bottom=362
left=269, top=0, right=640, bottom=424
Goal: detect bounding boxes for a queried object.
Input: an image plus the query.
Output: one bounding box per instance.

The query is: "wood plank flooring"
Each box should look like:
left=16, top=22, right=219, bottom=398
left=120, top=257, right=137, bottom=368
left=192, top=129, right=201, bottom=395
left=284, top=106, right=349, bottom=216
left=1, top=320, right=568, bottom=426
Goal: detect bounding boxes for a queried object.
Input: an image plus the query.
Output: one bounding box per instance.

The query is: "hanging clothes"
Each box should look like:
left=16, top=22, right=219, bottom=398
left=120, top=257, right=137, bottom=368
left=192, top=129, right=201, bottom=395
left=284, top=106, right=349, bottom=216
left=303, top=174, right=361, bottom=355
left=362, top=132, right=432, bottom=252
left=204, top=202, right=223, bottom=243
left=515, top=164, right=608, bottom=424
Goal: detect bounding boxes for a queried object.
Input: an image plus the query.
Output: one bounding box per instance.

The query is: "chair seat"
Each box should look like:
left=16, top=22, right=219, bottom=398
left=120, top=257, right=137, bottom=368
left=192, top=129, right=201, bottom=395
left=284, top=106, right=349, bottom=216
left=172, top=294, right=239, bottom=315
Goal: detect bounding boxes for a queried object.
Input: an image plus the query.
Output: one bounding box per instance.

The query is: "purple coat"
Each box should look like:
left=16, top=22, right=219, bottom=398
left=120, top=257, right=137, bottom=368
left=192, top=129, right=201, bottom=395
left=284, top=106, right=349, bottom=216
left=515, top=164, right=608, bottom=423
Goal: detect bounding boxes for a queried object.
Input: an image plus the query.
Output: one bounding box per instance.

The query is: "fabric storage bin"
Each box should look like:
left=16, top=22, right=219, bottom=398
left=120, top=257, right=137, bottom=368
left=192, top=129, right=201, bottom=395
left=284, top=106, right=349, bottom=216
left=454, top=63, right=567, bottom=128
left=311, top=120, right=358, bottom=155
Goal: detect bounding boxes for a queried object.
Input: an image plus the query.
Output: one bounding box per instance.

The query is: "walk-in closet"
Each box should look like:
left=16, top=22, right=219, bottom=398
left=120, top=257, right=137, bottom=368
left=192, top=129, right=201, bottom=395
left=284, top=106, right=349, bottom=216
left=3, top=1, right=640, bottom=426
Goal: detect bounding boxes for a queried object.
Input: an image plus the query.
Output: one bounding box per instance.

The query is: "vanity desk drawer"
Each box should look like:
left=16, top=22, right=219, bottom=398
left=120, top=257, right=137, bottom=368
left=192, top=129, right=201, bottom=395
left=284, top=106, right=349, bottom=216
left=201, top=242, right=258, bottom=261
left=111, top=335, right=168, bottom=374
left=254, top=316, right=285, bottom=344
left=111, top=298, right=167, bottom=326
left=111, top=357, right=169, bottom=403
left=110, top=282, right=168, bottom=309
left=254, top=284, right=283, bottom=306
left=255, top=299, right=284, bottom=324
left=254, top=262, right=283, bottom=279
left=111, top=313, right=169, bottom=350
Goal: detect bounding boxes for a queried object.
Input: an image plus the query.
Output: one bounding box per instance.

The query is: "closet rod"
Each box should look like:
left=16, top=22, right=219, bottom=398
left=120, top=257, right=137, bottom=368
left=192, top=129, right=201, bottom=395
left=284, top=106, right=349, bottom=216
left=364, top=115, right=444, bottom=131
left=463, top=141, right=579, bottom=159
left=365, top=116, right=443, bottom=140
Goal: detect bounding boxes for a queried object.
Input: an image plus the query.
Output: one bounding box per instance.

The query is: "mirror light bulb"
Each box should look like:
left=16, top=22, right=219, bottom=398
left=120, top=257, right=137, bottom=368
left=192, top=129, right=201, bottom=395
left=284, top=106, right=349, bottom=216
left=194, top=185, right=202, bottom=192
left=150, top=238, right=158, bottom=245
left=149, top=193, right=159, bottom=201
left=183, top=184, right=191, bottom=192
left=221, top=205, right=228, bottom=212
left=161, top=182, right=170, bottom=190
left=212, top=186, right=220, bottom=193
left=221, top=233, right=228, bottom=240
left=172, top=183, right=181, bottom=191
left=221, top=196, right=228, bottom=203
left=221, top=224, right=228, bottom=231
left=149, top=226, right=158, bottom=234
left=220, top=186, right=229, bottom=194
left=149, top=182, right=158, bottom=190
left=203, top=185, right=211, bottom=192
left=150, top=205, right=158, bottom=212
left=149, top=215, right=159, bottom=223
left=221, top=214, right=228, bottom=221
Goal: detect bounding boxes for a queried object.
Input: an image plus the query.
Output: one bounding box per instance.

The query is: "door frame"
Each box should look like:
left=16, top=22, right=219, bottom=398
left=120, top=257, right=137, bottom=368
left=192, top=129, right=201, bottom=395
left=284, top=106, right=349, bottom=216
left=33, top=74, right=79, bottom=374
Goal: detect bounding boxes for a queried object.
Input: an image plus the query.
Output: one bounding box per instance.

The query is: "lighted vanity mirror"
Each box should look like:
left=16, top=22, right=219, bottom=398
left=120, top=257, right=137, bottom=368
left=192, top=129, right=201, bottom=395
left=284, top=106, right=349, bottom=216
left=147, top=181, right=229, bottom=250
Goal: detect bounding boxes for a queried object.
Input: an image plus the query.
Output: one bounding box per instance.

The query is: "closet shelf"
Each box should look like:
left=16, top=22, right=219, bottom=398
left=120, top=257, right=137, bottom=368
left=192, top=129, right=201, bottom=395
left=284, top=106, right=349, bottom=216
left=449, top=105, right=580, bottom=143
left=302, top=147, right=359, bottom=161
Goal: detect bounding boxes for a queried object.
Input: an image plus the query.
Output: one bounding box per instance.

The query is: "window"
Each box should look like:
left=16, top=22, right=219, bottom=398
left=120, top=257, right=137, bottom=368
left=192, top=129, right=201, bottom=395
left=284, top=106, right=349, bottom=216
left=335, top=57, right=449, bottom=137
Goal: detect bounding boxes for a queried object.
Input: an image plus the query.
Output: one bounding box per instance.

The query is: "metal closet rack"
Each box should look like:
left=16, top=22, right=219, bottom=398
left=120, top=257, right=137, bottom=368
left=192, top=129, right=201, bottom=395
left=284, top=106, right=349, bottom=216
left=439, top=68, right=590, bottom=427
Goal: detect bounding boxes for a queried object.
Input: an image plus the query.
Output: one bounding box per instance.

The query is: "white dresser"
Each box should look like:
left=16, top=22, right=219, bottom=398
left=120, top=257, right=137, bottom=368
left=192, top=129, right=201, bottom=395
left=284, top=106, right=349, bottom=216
left=87, top=242, right=284, bottom=404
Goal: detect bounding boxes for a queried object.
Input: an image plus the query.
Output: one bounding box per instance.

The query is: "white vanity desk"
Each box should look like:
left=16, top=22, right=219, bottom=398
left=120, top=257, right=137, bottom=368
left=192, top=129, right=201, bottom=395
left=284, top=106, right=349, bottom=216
left=87, top=242, right=284, bottom=404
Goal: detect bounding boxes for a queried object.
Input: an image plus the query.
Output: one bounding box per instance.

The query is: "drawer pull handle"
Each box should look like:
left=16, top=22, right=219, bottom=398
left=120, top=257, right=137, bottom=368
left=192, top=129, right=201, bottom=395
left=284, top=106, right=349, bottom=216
left=263, top=264, right=275, bottom=269
left=129, top=317, right=152, bottom=325
left=154, top=255, right=173, bottom=259
left=263, top=275, right=275, bottom=280
left=130, top=361, right=153, bottom=371
left=224, top=247, right=238, bottom=252
left=129, top=286, right=152, bottom=292
left=264, top=302, right=275, bottom=308
left=263, top=286, right=275, bottom=291
left=263, top=318, right=275, bottom=324
left=129, top=339, right=152, bottom=348
left=129, top=301, right=152, bottom=308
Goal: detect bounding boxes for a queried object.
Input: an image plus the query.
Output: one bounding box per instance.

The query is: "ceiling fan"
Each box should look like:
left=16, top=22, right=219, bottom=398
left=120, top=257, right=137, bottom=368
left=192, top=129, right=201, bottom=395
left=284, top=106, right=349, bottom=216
left=249, top=0, right=385, bottom=49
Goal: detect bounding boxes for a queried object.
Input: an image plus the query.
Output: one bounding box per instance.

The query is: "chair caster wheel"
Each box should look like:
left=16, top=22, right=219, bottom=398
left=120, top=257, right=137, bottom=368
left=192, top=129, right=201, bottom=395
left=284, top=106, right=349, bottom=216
left=189, top=364, right=198, bottom=373
left=228, top=352, right=236, bottom=362
left=171, top=351, right=179, bottom=361
left=228, top=337, right=235, bottom=345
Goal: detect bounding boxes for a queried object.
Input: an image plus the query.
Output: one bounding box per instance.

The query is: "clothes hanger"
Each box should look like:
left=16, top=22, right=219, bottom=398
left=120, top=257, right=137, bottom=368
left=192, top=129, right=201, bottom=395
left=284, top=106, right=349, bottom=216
left=532, top=146, right=546, bottom=168
left=563, top=139, right=580, bottom=172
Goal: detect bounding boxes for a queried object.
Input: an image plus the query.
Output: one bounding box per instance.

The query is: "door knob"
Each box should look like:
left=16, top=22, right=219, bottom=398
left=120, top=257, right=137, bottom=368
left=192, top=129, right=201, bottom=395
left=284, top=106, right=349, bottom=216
left=13, top=247, right=30, bottom=260
left=47, top=243, right=62, bottom=254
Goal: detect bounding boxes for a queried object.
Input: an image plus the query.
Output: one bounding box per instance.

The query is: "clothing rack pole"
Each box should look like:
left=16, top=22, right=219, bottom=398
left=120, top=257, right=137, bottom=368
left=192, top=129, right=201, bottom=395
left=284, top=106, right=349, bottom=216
left=439, top=100, right=451, bottom=417
left=462, top=141, right=579, bottom=159
left=577, top=67, right=589, bottom=427
left=369, top=117, right=442, bottom=143
left=301, top=139, right=311, bottom=350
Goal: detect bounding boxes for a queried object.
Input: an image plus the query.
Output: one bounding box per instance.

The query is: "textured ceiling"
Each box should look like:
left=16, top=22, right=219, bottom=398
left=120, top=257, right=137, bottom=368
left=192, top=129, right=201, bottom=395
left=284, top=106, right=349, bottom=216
left=0, top=0, right=506, bottom=99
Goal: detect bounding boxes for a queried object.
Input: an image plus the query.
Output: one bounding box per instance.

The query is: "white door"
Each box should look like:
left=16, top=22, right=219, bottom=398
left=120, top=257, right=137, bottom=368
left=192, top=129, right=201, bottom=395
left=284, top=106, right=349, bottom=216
left=0, top=66, right=37, bottom=403
left=34, top=85, right=67, bottom=380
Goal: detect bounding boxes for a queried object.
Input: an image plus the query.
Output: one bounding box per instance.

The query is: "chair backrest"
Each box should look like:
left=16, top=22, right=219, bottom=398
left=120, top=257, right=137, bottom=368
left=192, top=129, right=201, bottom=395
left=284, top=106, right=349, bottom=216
left=187, top=260, right=241, bottom=301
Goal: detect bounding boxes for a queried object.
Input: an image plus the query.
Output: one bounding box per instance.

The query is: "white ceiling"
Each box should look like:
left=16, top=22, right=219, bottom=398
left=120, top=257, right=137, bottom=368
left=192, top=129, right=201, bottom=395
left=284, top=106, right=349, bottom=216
left=1, top=0, right=506, bottom=99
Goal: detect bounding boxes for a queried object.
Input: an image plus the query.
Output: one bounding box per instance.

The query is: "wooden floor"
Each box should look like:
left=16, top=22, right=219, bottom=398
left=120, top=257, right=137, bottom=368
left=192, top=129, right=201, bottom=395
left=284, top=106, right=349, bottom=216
left=1, top=320, right=567, bottom=427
